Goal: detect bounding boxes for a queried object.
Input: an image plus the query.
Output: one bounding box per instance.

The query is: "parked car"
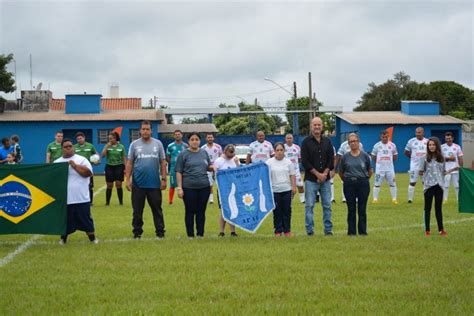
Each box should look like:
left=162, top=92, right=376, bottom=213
left=235, top=145, right=250, bottom=164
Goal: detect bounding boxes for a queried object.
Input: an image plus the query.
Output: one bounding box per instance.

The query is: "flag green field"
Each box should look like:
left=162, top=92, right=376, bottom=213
left=0, top=163, right=68, bottom=235
left=0, top=174, right=473, bottom=314
left=459, top=167, right=474, bottom=213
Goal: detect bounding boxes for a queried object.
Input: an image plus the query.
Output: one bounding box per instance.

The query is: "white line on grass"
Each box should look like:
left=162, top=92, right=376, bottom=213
left=1, top=216, right=473, bottom=246
left=0, top=235, right=41, bottom=267
left=0, top=185, right=107, bottom=267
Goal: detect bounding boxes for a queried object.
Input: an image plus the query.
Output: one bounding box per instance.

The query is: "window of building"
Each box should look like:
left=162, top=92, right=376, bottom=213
left=129, top=129, right=140, bottom=142
left=98, top=129, right=113, bottom=144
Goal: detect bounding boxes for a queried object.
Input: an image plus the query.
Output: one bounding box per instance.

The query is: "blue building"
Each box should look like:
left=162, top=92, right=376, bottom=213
left=335, top=101, right=465, bottom=172
left=0, top=92, right=165, bottom=173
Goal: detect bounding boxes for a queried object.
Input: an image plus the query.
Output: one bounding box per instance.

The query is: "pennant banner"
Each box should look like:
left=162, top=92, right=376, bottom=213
left=216, top=163, right=275, bottom=233
left=0, top=163, right=69, bottom=235
left=459, top=168, right=474, bottom=213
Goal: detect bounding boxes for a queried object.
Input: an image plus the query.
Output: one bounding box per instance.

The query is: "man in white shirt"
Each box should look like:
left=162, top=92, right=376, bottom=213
left=371, top=130, right=398, bottom=205
left=246, top=130, right=274, bottom=164
left=404, top=127, right=428, bottom=203
left=201, top=133, right=222, bottom=204
left=442, top=132, right=464, bottom=202
left=284, top=133, right=305, bottom=203
left=54, top=138, right=98, bottom=244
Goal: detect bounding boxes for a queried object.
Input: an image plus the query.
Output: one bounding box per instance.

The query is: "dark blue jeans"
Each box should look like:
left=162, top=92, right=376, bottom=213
left=273, top=190, right=292, bottom=234
left=183, top=186, right=211, bottom=237
left=343, top=177, right=370, bottom=235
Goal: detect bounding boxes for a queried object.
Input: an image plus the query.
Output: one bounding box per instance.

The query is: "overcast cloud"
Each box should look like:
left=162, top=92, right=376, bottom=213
left=0, top=0, right=472, bottom=111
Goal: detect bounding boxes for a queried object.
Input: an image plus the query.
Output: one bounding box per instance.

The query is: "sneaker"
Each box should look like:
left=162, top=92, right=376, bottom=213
left=307, top=231, right=314, bottom=236
left=408, top=200, right=413, bottom=204
left=91, top=238, right=99, bottom=244
left=439, top=230, right=448, bottom=237
left=133, top=234, right=141, bottom=239
left=58, top=239, right=66, bottom=245
left=275, top=232, right=282, bottom=237
left=424, top=231, right=430, bottom=237
left=218, top=232, right=225, bottom=237
left=230, top=232, right=238, bottom=237
left=372, top=199, right=378, bottom=204
left=392, top=199, right=398, bottom=205
left=156, top=234, right=165, bottom=240
left=284, top=232, right=292, bottom=237
left=324, top=231, right=334, bottom=236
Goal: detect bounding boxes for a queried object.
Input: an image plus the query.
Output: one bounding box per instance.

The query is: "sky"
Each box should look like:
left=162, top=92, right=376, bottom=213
left=0, top=0, right=472, bottom=112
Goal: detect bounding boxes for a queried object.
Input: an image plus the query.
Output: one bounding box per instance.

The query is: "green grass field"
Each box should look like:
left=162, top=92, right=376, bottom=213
left=1, top=173, right=473, bottom=315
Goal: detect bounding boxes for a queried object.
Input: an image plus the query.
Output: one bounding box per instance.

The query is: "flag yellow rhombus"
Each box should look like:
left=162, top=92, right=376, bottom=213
left=0, top=175, right=56, bottom=224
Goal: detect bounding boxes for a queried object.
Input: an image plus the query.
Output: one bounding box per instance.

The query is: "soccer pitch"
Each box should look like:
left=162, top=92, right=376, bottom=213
left=1, top=173, right=472, bottom=314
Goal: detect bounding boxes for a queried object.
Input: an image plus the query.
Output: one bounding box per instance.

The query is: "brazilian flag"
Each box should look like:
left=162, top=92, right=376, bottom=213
left=459, top=168, right=474, bottom=213
left=0, top=163, right=68, bottom=235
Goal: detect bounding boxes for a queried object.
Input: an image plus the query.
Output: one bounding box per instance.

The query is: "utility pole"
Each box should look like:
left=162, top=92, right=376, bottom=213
left=308, top=72, right=313, bottom=122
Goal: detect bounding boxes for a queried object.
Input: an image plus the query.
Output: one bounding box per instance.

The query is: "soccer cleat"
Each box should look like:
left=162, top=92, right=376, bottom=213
left=439, top=230, right=448, bottom=237
left=372, top=199, right=378, bottom=204
left=424, top=231, right=430, bottom=237
left=392, top=199, right=398, bottom=205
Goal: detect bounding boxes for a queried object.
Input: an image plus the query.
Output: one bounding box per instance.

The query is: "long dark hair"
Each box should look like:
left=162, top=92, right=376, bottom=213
left=426, top=137, right=444, bottom=163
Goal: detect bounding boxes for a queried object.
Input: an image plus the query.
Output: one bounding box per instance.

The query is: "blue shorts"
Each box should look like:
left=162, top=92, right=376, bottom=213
left=66, top=202, right=95, bottom=234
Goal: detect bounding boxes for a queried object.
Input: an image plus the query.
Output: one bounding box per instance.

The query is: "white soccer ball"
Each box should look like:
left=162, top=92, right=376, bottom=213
left=90, top=154, right=100, bottom=164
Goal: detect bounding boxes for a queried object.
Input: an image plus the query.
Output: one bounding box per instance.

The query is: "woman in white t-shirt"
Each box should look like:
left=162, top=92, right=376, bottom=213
left=266, top=142, right=296, bottom=237
left=214, top=144, right=240, bottom=237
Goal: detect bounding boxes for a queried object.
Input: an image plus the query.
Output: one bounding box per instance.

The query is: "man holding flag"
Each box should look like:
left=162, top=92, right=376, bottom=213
left=55, top=139, right=98, bottom=244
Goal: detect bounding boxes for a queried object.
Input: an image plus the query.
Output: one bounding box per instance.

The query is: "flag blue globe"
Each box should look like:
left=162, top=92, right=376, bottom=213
left=0, top=181, right=32, bottom=217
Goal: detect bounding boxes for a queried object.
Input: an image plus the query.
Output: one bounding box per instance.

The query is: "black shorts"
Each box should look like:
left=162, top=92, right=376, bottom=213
left=66, top=202, right=95, bottom=234
left=105, top=164, right=125, bottom=182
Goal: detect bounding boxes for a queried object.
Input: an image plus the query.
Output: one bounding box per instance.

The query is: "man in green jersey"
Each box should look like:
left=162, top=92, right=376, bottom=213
left=166, top=130, right=188, bottom=205
left=74, top=132, right=99, bottom=205
left=46, top=131, right=64, bottom=163
left=101, top=131, right=127, bottom=205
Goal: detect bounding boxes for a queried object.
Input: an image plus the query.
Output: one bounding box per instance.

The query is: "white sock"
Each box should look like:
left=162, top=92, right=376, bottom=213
left=209, top=193, right=214, bottom=202
left=408, top=185, right=415, bottom=201
left=390, top=186, right=397, bottom=200
left=299, top=192, right=305, bottom=203
left=443, top=187, right=449, bottom=200
left=373, top=187, right=380, bottom=200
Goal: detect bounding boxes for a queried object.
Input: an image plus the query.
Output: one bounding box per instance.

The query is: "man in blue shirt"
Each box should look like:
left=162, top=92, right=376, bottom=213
left=0, top=138, right=14, bottom=164
left=126, top=121, right=167, bottom=239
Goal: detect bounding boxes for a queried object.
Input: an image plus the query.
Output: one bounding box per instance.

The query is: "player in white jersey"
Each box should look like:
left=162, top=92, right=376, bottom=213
left=404, top=127, right=428, bottom=203
left=284, top=133, right=305, bottom=203
left=246, top=130, right=274, bottom=164
left=441, top=132, right=464, bottom=202
left=201, top=133, right=223, bottom=204
left=336, top=137, right=364, bottom=202
left=370, top=130, right=398, bottom=204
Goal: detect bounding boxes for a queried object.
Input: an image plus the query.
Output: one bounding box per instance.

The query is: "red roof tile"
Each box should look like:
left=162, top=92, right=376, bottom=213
left=50, top=98, right=142, bottom=111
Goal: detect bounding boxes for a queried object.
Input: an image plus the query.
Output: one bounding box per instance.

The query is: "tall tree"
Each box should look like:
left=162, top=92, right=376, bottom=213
left=0, top=54, right=16, bottom=105
left=285, top=96, right=332, bottom=135
left=355, top=72, right=474, bottom=119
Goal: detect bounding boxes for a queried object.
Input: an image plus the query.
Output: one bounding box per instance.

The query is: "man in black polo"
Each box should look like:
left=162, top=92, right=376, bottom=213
left=301, top=116, right=335, bottom=236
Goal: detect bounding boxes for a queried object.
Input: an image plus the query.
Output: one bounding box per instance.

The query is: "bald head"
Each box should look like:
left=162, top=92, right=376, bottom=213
left=311, top=117, right=324, bottom=137
left=415, top=127, right=424, bottom=140
left=256, top=131, right=265, bottom=143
